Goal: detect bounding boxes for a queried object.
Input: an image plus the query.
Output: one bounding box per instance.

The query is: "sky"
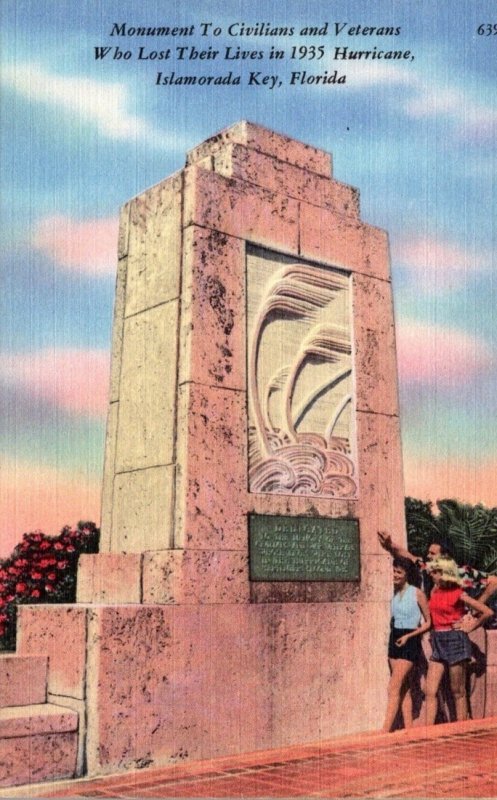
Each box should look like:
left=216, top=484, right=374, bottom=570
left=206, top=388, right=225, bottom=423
left=1, top=0, right=496, bottom=557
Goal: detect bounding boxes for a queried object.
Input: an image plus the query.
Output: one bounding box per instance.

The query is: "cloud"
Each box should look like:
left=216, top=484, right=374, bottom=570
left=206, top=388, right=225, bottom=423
left=393, top=234, right=489, bottom=290
left=403, top=454, right=497, bottom=509
left=404, top=86, right=460, bottom=117
left=0, top=348, right=110, bottom=419
left=1, top=61, right=182, bottom=149
left=346, top=61, right=415, bottom=89
left=404, top=85, right=497, bottom=144
left=0, top=458, right=101, bottom=559
left=397, top=321, right=492, bottom=386
left=33, top=215, right=118, bottom=275
left=342, top=57, right=496, bottom=144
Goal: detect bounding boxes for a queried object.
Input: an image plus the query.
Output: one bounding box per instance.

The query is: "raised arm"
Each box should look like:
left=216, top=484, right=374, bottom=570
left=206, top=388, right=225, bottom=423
left=377, top=531, right=418, bottom=563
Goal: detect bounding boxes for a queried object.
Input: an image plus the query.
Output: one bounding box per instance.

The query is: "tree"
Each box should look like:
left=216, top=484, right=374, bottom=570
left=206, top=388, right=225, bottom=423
left=405, top=497, right=438, bottom=558
left=406, top=497, right=497, bottom=574
left=434, top=500, right=497, bottom=573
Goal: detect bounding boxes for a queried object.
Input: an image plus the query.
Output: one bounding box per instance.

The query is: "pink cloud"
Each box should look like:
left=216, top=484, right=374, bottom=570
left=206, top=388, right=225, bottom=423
left=393, top=235, right=488, bottom=289
left=0, top=348, right=110, bottom=418
left=397, top=321, right=492, bottom=386
left=0, top=460, right=101, bottom=559
left=404, top=454, right=497, bottom=509
left=33, top=215, right=118, bottom=275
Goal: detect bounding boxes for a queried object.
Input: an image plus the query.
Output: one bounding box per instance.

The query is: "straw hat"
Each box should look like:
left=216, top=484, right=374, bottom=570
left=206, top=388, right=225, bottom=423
left=427, top=557, right=462, bottom=585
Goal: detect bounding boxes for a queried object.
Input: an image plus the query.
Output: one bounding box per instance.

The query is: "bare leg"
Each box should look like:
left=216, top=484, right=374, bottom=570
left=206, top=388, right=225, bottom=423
left=449, top=662, right=469, bottom=721
left=404, top=665, right=424, bottom=728
left=425, top=661, right=445, bottom=726
left=401, top=673, right=414, bottom=728
left=382, top=659, right=413, bottom=732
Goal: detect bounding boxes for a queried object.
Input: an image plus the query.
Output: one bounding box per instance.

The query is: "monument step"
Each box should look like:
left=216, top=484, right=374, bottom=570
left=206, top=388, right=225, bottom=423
left=0, top=654, right=48, bottom=707
left=0, top=703, right=78, bottom=787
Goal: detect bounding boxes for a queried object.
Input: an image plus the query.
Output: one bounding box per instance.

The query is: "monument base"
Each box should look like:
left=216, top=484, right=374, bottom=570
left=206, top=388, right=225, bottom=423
left=1, top=124, right=491, bottom=790
left=18, top=601, right=388, bottom=777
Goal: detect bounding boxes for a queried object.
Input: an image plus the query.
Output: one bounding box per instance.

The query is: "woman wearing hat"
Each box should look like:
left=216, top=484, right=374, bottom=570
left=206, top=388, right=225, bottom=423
left=426, top=556, right=493, bottom=725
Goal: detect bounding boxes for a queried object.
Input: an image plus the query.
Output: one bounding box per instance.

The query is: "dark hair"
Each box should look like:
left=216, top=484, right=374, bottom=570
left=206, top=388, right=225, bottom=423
left=429, top=538, right=455, bottom=560
left=392, top=557, right=421, bottom=587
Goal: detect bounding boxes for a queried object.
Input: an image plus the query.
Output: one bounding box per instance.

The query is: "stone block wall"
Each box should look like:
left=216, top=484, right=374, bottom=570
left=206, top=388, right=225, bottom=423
left=73, top=122, right=406, bottom=773
left=90, top=121, right=404, bottom=610
left=5, top=125, right=493, bottom=789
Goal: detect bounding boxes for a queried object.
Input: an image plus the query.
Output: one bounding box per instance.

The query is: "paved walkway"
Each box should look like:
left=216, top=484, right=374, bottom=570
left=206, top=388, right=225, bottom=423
left=5, top=718, right=497, bottom=798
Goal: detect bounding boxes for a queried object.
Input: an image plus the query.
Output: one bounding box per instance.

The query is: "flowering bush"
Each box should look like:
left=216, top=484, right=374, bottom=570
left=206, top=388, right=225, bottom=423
left=0, top=521, right=99, bottom=651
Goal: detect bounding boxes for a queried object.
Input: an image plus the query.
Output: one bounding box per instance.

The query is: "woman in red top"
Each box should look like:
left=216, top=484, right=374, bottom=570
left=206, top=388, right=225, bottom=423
left=426, top=557, right=492, bottom=725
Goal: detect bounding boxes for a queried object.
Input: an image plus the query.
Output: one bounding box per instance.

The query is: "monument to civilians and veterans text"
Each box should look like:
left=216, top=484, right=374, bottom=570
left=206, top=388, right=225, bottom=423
left=7, top=122, right=408, bottom=786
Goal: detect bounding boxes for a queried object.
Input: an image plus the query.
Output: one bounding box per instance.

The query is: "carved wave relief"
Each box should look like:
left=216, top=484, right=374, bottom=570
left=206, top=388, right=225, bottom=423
left=247, top=259, right=358, bottom=499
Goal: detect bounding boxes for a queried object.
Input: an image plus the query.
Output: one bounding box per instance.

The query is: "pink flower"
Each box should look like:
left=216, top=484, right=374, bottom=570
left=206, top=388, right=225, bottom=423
left=45, top=584, right=54, bottom=593
left=31, top=589, right=41, bottom=598
left=47, top=572, right=57, bottom=581
left=57, top=560, right=68, bottom=569
left=39, top=557, right=56, bottom=568
left=31, top=571, right=43, bottom=580
left=54, top=542, right=64, bottom=550
left=15, top=582, right=27, bottom=594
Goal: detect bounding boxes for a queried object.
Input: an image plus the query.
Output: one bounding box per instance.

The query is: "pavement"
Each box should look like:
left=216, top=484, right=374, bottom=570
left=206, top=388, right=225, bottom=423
left=4, top=717, right=497, bottom=799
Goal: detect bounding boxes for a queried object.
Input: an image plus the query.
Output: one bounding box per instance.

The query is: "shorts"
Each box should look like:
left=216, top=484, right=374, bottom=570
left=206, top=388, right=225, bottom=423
left=430, top=630, right=471, bottom=665
left=388, top=628, right=422, bottom=662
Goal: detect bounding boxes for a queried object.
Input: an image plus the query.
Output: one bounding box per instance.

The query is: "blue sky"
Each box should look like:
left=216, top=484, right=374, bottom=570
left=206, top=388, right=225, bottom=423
left=1, top=0, right=496, bottom=555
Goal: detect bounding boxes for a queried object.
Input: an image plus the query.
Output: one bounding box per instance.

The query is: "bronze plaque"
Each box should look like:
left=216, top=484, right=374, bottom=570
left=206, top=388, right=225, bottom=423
left=249, top=514, right=360, bottom=582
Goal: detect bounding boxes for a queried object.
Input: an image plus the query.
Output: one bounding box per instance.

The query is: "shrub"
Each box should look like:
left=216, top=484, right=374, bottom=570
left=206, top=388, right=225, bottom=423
left=0, top=521, right=99, bottom=651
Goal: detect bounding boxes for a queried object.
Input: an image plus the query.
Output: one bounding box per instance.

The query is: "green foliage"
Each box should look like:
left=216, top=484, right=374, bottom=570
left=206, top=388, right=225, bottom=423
left=436, top=500, right=497, bottom=573
left=405, top=497, right=438, bottom=558
left=406, top=497, right=497, bottom=573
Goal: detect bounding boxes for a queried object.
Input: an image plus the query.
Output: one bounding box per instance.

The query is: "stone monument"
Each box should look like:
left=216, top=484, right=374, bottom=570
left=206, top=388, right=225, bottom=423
left=11, top=122, right=407, bottom=784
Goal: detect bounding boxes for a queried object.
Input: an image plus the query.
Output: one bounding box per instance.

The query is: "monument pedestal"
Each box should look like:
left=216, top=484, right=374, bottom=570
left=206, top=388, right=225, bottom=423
left=18, top=123, right=406, bottom=780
